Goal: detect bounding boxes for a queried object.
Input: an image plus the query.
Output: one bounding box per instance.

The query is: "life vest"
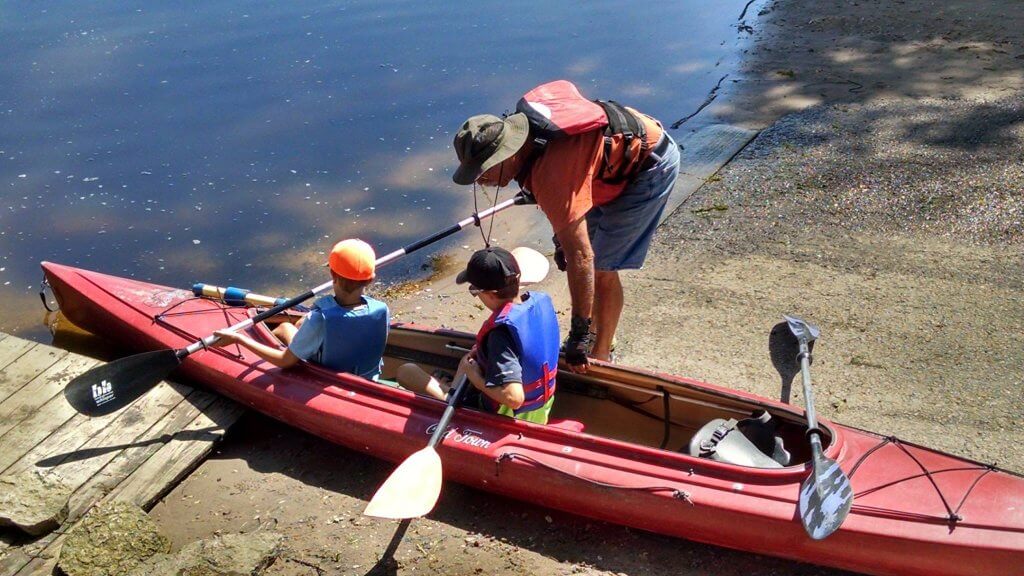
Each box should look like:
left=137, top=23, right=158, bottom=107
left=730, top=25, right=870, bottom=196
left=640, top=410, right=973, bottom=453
left=312, top=295, right=389, bottom=380
left=516, top=80, right=649, bottom=184
left=474, top=292, right=559, bottom=416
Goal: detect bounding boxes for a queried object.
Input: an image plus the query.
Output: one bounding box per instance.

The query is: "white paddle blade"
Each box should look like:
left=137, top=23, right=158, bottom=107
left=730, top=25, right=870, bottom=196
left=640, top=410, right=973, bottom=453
left=799, top=456, right=853, bottom=540
left=512, top=247, right=550, bottom=285
left=364, top=447, right=443, bottom=519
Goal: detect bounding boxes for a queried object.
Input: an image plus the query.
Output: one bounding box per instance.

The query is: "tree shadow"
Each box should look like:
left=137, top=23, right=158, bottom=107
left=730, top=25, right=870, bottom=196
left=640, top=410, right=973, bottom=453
left=716, top=0, right=1024, bottom=148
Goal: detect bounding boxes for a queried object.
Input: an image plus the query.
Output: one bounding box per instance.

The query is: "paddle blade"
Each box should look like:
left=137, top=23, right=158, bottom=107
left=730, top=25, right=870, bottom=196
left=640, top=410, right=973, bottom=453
left=364, top=447, right=442, bottom=519
left=511, top=247, right=550, bottom=285
left=798, top=454, right=853, bottom=540
left=64, top=349, right=181, bottom=416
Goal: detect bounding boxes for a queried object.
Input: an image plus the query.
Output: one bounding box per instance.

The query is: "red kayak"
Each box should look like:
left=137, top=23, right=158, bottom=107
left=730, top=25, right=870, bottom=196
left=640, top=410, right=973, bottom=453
left=41, top=261, right=1024, bottom=576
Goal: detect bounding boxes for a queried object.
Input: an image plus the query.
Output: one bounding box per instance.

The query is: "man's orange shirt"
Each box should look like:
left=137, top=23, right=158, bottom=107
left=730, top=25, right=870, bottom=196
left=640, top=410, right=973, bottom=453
left=520, top=111, right=663, bottom=234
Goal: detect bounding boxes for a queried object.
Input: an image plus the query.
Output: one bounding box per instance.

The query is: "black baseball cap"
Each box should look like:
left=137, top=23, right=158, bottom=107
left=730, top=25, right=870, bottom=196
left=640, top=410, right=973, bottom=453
left=455, top=246, right=521, bottom=291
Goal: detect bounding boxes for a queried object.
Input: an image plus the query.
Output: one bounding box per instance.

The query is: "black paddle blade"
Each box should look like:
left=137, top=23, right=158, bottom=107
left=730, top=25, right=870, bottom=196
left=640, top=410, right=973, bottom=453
left=64, top=349, right=181, bottom=416
left=798, top=453, right=853, bottom=540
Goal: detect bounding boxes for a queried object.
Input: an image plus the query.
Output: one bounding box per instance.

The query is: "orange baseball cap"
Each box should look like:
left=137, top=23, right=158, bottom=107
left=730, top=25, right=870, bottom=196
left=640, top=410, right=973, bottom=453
left=328, top=239, right=376, bottom=281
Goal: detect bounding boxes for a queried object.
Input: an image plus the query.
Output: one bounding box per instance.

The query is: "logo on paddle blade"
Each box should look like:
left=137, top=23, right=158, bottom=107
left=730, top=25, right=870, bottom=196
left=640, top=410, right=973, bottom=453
left=91, top=380, right=115, bottom=406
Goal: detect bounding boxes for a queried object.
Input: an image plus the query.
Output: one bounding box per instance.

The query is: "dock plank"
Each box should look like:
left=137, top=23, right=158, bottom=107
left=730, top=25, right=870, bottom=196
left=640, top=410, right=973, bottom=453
left=0, top=358, right=100, bottom=474
left=8, top=396, right=244, bottom=576
left=107, top=396, right=244, bottom=509
left=0, top=335, right=34, bottom=368
left=61, top=389, right=221, bottom=521
left=0, top=351, right=84, bottom=439
left=0, top=340, right=44, bottom=401
left=3, top=380, right=189, bottom=480
left=0, top=334, right=245, bottom=575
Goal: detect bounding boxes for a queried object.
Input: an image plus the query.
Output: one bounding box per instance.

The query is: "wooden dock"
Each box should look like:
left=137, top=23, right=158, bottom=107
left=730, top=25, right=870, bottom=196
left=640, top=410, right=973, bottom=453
left=0, top=333, right=244, bottom=575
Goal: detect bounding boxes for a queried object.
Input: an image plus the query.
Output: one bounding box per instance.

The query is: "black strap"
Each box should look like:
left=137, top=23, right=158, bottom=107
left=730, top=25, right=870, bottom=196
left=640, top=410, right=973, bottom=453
left=594, top=100, right=648, bottom=183
left=515, top=137, right=548, bottom=194
left=699, top=419, right=738, bottom=457
left=658, top=386, right=671, bottom=450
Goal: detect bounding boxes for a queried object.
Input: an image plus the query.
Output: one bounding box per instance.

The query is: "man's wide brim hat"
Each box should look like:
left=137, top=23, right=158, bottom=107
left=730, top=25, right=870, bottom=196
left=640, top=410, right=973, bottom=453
left=452, top=113, right=529, bottom=185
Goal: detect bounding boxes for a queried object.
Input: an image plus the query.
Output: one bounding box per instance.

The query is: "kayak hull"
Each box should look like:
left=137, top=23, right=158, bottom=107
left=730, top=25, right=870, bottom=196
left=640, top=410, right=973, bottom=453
left=41, top=261, right=1024, bottom=576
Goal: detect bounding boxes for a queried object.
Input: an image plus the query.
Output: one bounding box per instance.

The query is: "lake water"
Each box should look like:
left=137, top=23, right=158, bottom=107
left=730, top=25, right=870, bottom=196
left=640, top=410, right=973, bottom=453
left=1, top=0, right=759, bottom=341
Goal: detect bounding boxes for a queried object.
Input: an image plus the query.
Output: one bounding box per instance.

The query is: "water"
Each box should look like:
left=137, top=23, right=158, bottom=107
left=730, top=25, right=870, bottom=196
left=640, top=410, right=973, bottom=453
left=1, top=0, right=758, bottom=342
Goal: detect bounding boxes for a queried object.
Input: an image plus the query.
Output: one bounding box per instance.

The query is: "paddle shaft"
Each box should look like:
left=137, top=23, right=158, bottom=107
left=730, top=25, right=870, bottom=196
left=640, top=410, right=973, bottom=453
left=180, top=194, right=528, bottom=358
left=426, top=375, right=471, bottom=449
left=797, top=340, right=826, bottom=463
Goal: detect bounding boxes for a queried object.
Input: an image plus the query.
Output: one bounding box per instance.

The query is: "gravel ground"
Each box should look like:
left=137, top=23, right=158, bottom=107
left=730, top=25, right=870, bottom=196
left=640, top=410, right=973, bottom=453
left=620, top=96, right=1024, bottom=473
left=698, top=98, right=1024, bottom=244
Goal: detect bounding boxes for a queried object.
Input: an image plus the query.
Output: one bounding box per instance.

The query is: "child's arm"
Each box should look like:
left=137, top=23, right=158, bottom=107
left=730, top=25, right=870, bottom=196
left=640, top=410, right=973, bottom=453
left=459, top=352, right=525, bottom=410
left=213, top=329, right=301, bottom=368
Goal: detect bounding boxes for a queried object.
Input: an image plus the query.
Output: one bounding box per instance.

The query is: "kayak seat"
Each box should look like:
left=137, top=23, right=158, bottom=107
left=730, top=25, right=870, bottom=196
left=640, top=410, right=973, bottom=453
left=548, top=418, right=586, bottom=433
left=688, top=411, right=791, bottom=468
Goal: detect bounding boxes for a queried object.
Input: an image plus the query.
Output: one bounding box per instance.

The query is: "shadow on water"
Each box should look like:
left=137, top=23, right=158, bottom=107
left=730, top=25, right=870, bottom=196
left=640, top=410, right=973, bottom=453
left=208, top=411, right=855, bottom=576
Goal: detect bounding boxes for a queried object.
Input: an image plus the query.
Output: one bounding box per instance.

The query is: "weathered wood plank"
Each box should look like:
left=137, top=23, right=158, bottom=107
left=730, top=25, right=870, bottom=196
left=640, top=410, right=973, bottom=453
left=0, top=545, right=33, bottom=576
left=3, top=380, right=189, bottom=480
left=0, top=340, right=42, bottom=400
left=8, top=396, right=244, bottom=576
left=107, top=396, right=244, bottom=509
left=0, top=350, right=82, bottom=438
left=660, top=123, right=759, bottom=224
left=0, top=334, right=34, bottom=367
left=1, top=382, right=194, bottom=575
left=0, top=357, right=100, bottom=475
left=61, top=389, right=221, bottom=521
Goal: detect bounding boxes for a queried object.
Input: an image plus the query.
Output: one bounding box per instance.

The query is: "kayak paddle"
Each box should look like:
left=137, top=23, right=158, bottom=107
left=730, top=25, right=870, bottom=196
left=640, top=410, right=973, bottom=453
left=363, top=374, right=470, bottom=519
left=194, top=247, right=551, bottom=309
left=778, top=314, right=853, bottom=540
left=63, top=193, right=533, bottom=416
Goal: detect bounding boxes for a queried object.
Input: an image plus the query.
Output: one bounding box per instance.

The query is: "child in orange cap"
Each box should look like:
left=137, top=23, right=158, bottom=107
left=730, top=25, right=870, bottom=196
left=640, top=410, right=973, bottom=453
left=214, top=239, right=390, bottom=380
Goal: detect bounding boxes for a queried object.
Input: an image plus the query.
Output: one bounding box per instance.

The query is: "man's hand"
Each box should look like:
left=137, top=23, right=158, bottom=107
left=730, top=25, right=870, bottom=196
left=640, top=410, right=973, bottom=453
left=564, top=315, right=595, bottom=373
left=552, top=234, right=567, bottom=272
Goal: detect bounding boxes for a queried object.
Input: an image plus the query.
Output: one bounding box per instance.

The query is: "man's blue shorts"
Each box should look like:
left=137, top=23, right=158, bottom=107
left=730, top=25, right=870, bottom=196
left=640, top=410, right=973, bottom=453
left=586, top=133, right=680, bottom=271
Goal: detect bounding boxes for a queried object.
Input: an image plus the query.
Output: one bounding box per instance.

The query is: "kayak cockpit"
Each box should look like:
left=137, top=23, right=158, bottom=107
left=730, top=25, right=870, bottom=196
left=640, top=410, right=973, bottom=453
left=377, top=322, right=829, bottom=469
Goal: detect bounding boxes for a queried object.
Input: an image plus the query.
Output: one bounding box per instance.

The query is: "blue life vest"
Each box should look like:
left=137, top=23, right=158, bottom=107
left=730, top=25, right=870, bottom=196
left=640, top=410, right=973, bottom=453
left=475, top=291, right=559, bottom=415
left=311, top=295, right=389, bottom=380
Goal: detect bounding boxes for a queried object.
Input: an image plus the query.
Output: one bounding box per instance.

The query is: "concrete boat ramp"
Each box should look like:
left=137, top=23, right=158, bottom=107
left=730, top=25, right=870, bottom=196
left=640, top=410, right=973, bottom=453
left=0, top=332, right=244, bottom=575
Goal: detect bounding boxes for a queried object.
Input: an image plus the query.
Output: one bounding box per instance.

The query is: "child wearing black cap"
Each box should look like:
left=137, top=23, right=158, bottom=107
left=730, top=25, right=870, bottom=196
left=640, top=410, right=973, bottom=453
left=397, top=246, right=560, bottom=424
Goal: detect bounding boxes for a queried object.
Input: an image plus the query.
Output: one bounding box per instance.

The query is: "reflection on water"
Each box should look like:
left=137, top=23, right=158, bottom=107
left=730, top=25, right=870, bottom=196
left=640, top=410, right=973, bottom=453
left=1, top=0, right=759, bottom=342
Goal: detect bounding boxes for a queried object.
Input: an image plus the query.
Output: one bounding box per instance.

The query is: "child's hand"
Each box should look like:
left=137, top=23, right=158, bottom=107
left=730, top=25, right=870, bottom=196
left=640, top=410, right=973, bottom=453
left=458, top=352, right=482, bottom=379
left=212, top=330, right=240, bottom=347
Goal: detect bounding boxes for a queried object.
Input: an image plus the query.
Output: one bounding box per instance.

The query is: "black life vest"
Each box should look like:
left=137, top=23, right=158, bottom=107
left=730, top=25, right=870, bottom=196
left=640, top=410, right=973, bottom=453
left=515, top=80, right=649, bottom=184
